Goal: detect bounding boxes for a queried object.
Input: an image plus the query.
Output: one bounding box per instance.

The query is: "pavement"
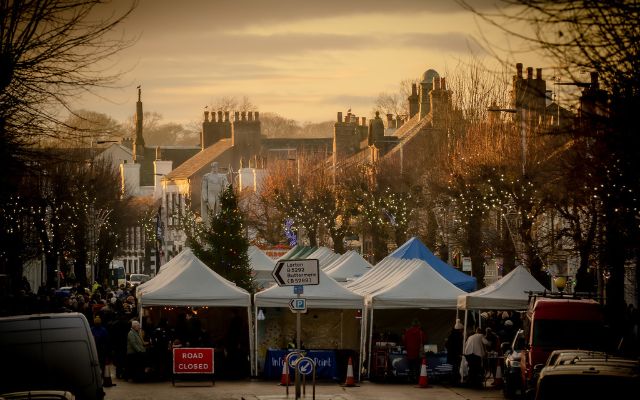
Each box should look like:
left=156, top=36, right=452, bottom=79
left=104, top=377, right=506, bottom=400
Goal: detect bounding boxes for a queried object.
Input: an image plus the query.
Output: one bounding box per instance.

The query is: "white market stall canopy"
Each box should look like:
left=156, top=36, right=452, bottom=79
left=254, top=267, right=365, bottom=309
left=248, top=246, right=275, bottom=288
left=307, top=246, right=342, bottom=269
left=249, top=246, right=275, bottom=273
left=324, top=251, right=372, bottom=282
left=347, top=257, right=465, bottom=309
left=137, top=248, right=250, bottom=308
left=456, top=265, right=545, bottom=310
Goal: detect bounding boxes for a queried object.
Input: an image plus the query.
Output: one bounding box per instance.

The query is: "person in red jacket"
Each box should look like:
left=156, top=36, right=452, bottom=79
left=403, top=318, right=426, bottom=381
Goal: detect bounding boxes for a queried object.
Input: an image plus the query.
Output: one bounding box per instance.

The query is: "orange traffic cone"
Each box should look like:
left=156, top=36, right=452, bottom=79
left=341, top=357, right=358, bottom=387
left=279, top=358, right=290, bottom=386
left=491, top=364, right=504, bottom=387
left=417, top=357, right=429, bottom=388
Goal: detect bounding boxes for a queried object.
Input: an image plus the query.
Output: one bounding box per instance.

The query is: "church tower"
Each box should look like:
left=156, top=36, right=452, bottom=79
left=133, top=86, right=145, bottom=162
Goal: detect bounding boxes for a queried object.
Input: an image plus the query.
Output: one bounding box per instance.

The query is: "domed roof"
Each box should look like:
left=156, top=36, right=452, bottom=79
left=421, top=69, right=439, bottom=83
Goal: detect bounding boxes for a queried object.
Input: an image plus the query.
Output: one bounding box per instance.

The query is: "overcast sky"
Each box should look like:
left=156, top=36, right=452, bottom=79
left=79, top=0, right=544, bottom=126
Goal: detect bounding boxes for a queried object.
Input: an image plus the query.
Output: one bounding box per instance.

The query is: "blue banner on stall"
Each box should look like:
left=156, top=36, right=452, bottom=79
left=264, top=350, right=337, bottom=380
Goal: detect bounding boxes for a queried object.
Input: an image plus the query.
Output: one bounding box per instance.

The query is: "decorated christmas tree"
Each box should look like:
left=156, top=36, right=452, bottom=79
left=207, top=184, right=254, bottom=293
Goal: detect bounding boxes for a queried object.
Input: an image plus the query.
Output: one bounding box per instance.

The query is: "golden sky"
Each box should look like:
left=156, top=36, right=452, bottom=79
left=80, top=0, right=549, bottom=126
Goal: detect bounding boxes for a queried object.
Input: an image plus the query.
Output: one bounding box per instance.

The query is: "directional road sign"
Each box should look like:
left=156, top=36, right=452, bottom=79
left=296, top=357, right=315, bottom=376
left=289, top=298, right=307, bottom=313
left=272, top=259, right=320, bottom=286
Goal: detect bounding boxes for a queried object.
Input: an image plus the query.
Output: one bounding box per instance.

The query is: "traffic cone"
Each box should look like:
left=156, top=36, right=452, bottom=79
left=341, top=357, right=358, bottom=387
left=491, top=364, right=504, bottom=387
left=417, top=357, right=429, bottom=388
left=279, top=358, right=290, bottom=386
left=103, top=363, right=115, bottom=387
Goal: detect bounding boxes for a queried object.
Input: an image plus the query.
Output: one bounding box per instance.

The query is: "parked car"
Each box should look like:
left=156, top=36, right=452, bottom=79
left=502, top=329, right=526, bottom=398
left=0, top=313, right=104, bottom=400
left=0, top=391, right=75, bottom=400
left=535, top=352, right=639, bottom=400
left=127, top=273, right=151, bottom=287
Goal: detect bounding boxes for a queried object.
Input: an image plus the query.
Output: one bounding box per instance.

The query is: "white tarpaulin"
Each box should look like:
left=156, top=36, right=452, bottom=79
left=248, top=246, right=275, bottom=288
left=456, top=265, right=545, bottom=310
left=324, top=251, right=372, bottom=282
left=346, top=257, right=465, bottom=309
left=137, top=248, right=250, bottom=308
left=254, top=267, right=365, bottom=309
left=307, top=246, right=341, bottom=269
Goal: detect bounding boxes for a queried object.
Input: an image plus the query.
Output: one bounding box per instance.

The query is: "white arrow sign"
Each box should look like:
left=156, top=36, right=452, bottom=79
left=289, top=298, right=307, bottom=313
left=272, top=259, right=320, bottom=286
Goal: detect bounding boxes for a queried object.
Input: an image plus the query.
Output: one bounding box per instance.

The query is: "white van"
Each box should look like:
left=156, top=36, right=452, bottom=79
left=0, top=313, right=104, bottom=400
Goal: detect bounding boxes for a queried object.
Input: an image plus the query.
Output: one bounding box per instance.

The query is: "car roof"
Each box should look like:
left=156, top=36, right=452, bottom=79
left=540, top=352, right=639, bottom=377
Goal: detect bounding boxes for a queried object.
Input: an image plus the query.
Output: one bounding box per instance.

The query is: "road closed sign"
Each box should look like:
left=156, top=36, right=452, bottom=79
left=272, top=259, right=320, bottom=286
left=173, top=347, right=214, bottom=374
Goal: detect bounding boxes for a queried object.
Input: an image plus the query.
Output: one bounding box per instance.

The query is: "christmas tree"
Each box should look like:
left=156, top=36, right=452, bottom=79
left=207, top=184, right=255, bottom=293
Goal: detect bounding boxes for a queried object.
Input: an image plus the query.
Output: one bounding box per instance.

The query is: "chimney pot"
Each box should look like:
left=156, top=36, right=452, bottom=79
left=536, top=68, right=542, bottom=80
left=516, top=63, right=523, bottom=78
left=204, top=110, right=210, bottom=122
left=412, top=83, right=417, bottom=96
left=441, top=77, right=447, bottom=91
left=527, top=67, right=533, bottom=79
left=337, top=112, right=343, bottom=122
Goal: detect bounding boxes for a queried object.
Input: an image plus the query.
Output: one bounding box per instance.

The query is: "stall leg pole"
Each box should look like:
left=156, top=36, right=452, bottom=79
left=248, top=305, right=255, bottom=377
left=367, top=305, right=374, bottom=380
left=463, top=309, right=468, bottom=351
left=254, top=305, right=258, bottom=377
left=357, top=306, right=365, bottom=381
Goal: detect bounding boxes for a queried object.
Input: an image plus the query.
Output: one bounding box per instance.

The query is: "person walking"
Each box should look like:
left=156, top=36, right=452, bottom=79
left=126, top=320, right=146, bottom=382
left=91, top=316, right=111, bottom=385
left=403, top=318, right=426, bottom=382
left=445, top=319, right=464, bottom=385
left=463, top=327, right=489, bottom=388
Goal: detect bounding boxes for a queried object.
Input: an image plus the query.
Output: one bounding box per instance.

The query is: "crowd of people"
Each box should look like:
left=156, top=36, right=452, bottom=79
left=0, top=278, right=249, bottom=383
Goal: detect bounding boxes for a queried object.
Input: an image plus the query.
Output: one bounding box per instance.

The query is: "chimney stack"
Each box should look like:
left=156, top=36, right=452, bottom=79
left=527, top=67, right=533, bottom=79
left=337, top=111, right=343, bottom=122
left=517, top=63, right=523, bottom=78
left=536, top=68, right=542, bottom=80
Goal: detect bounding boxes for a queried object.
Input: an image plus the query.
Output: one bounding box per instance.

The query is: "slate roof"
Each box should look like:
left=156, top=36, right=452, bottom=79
left=164, top=139, right=233, bottom=181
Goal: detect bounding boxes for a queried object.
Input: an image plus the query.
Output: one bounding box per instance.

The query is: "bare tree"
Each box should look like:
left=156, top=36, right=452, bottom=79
left=372, top=78, right=418, bottom=119
left=0, top=0, right=137, bottom=170
left=460, top=0, right=640, bottom=319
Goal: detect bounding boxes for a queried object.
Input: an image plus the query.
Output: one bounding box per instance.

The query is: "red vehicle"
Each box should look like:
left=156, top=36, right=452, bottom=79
left=519, top=294, right=606, bottom=398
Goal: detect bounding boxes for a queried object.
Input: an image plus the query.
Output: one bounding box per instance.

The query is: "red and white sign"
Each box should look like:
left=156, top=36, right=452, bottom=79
left=172, top=347, right=214, bottom=374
